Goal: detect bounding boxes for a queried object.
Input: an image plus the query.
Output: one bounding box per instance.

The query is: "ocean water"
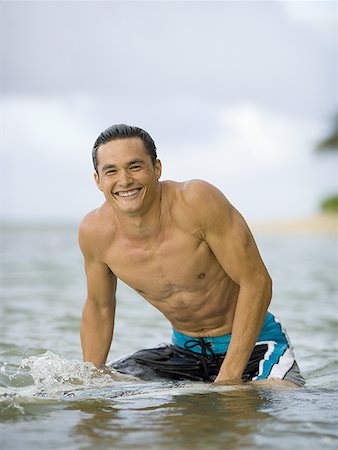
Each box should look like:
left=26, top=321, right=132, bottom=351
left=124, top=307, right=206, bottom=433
left=0, top=223, right=337, bottom=450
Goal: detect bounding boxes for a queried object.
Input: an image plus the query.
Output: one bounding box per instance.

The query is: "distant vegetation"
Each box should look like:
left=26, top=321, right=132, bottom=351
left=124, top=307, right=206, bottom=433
left=320, top=196, right=338, bottom=212
left=317, top=114, right=338, bottom=213
left=317, top=114, right=338, bottom=151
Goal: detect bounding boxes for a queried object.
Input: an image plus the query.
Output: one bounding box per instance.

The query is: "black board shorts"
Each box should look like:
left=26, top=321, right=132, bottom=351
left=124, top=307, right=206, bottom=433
left=110, top=343, right=271, bottom=382
left=110, top=342, right=304, bottom=385
left=110, top=313, right=305, bottom=386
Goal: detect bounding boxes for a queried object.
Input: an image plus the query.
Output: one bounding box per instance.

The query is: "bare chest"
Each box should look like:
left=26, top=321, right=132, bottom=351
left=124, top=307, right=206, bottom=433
left=103, top=229, right=216, bottom=300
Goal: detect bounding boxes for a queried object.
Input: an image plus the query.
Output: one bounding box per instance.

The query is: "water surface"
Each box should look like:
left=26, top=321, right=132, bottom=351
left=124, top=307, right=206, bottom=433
left=1, top=224, right=337, bottom=449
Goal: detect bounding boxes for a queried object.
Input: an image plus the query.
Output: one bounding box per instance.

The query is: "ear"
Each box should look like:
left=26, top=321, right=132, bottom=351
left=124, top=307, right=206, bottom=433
left=154, top=159, right=162, bottom=180
left=93, top=172, right=103, bottom=191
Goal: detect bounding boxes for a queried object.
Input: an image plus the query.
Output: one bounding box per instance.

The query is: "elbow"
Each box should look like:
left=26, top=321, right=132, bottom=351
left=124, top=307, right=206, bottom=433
left=241, top=271, right=272, bottom=302
left=250, top=271, right=272, bottom=307
left=262, top=272, right=273, bottom=307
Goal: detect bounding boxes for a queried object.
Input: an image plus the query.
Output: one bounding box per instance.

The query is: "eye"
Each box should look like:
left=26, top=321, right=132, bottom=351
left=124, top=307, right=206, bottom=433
left=105, top=169, right=118, bottom=175
left=130, top=165, right=142, bottom=171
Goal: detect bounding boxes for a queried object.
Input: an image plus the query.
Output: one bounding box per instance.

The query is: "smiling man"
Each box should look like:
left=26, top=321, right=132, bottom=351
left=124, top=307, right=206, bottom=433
left=79, top=124, right=304, bottom=386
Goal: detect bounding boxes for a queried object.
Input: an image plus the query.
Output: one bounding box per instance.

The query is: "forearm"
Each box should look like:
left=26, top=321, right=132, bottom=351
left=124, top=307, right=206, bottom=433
left=80, top=299, right=115, bottom=368
left=215, top=276, right=272, bottom=382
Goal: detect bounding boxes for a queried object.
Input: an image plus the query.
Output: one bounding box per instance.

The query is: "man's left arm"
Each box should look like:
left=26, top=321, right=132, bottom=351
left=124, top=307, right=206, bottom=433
left=188, top=181, right=272, bottom=384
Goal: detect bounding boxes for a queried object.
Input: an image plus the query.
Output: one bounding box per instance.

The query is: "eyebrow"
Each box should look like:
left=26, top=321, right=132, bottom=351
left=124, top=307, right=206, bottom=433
left=128, top=159, right=145, bottom=166
left=101, top=160, right=145, bottom=172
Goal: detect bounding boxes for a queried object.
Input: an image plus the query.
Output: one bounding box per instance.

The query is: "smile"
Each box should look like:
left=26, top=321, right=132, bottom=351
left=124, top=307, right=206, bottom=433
left=115, top=188, right=141, bottom=198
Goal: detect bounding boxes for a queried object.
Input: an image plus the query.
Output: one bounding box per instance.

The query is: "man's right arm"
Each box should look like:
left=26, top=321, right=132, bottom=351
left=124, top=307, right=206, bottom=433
left=79, top=219, right=117, bottom=368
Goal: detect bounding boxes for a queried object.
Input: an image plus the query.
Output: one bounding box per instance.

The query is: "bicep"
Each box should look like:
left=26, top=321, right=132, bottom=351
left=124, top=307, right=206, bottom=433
left=79, top=220, right=117, bottom=307
left=84, top=257, right=117, bottom=307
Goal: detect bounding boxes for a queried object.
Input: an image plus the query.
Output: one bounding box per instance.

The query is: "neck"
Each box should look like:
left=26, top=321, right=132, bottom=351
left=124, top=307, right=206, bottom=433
left=113, top=183, right=165, bottom=240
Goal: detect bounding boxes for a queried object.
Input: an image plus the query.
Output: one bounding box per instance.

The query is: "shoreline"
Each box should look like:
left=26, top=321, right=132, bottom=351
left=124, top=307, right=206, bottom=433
left=250, top=213, right=338, bottom=234
left=1, top=214, right=337, bottom=235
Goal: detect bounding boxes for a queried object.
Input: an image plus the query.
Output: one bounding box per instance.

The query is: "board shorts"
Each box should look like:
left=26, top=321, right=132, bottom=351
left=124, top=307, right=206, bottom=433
left=111, top=312, right=305, bottom=386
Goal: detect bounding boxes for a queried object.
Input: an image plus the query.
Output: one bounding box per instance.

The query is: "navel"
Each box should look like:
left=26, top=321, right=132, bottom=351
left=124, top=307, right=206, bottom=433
left=198, top=272, right=205, bottom=279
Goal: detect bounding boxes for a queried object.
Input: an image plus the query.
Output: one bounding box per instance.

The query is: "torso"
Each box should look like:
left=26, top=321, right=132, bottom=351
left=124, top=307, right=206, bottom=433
left=89, top=181, right=240, bottom=337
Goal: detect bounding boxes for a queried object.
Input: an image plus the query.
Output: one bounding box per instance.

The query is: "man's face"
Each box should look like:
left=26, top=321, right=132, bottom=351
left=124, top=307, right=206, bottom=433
left=94, top=137, right=162, bottom=215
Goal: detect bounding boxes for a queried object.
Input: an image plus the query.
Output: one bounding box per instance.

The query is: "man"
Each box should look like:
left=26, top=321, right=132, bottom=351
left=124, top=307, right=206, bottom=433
left=79, top=124, right=304, bottom=386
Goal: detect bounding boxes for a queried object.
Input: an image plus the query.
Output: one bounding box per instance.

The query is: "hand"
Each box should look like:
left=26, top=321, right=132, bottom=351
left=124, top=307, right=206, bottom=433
left=98, top=364, right=140, bottom=382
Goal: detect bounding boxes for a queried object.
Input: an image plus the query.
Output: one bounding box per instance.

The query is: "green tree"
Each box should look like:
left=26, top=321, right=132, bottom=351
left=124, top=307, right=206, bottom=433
left=317, top=114, right=338, bottom=151
left=316, top=114, right=338, bottom=213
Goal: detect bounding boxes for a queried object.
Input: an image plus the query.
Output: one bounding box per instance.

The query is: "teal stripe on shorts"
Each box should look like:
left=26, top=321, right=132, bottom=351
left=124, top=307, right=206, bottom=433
left=172, top=312, right=294, bottom=382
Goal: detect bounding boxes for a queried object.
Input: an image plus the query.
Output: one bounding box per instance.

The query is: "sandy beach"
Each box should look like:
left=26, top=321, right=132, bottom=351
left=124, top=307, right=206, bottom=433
left=251, top=213, right=338, bottom=234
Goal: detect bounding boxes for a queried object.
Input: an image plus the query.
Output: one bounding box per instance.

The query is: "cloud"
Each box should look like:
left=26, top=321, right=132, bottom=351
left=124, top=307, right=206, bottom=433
left=217, top=104, right=291, bottom=168
left=161, top=103, right=332, bottom=220
left=2, top=95, right=97, bottom=162
left=1, top=2, right=336, bottom=222
left=2, top=1, right=336, bottom=118
left=1, top=96, right=335, bottom=221
left=282, top=0, right=337, bottom=42
left=1, top=95, right=102, bottom=220
left=161, top=102, right=322, bottom=178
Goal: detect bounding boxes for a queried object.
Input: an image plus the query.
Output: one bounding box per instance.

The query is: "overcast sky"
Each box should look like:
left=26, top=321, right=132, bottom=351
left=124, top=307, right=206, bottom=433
left=1, top=0, right=337, bottom=223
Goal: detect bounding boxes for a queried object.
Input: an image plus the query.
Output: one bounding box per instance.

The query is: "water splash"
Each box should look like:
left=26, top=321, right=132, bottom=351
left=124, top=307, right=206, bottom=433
left=20, top=351, right=137, bottom=397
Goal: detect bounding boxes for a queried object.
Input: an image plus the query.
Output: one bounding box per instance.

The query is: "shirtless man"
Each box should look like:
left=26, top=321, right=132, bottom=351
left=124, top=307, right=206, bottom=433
left=79, top=124, right=304, bottom=386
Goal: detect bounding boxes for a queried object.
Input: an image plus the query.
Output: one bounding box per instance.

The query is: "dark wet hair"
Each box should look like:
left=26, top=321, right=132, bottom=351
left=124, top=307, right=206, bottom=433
left=92, top=124, right=157, bottom=173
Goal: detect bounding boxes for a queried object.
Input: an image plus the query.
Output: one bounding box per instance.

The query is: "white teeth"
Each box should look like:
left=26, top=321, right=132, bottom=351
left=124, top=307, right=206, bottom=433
left=117, top=189, right=139, bottom=197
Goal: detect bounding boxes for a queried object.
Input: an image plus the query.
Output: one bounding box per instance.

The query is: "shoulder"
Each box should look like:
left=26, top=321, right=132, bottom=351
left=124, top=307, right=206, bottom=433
left=176, top=179, right=233, bottom=219
left=164, top=179, right=234, bottom=233
left=79, top=208, right=100, bottom=237
left=78, top=205, right=116, bottom=258
left=163, top=179, right=228, bottom=202
left=181, top=179, right=229, bottom=205
left=177, top=180, right=252, bottom=245
left=78, top=209, right=100, bottom=257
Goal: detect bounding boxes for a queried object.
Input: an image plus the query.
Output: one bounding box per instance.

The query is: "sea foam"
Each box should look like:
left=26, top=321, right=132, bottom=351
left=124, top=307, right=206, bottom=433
left=20, top=351, right=137, bottom=396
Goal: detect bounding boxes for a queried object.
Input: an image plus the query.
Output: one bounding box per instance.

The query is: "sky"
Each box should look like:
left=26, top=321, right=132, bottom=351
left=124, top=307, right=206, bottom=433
left=1, top=0, right=337, bottom=223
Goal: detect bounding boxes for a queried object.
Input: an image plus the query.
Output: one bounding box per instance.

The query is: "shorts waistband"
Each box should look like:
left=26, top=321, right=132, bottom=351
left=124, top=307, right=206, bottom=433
left=172, top=312, right=283, bottom=355
left=172, top=328, right=230, bottom=355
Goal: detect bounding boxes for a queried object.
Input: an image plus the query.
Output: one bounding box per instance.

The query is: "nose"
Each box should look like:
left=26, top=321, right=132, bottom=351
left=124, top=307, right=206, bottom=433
left=118, top=169, right=132, bottom=187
